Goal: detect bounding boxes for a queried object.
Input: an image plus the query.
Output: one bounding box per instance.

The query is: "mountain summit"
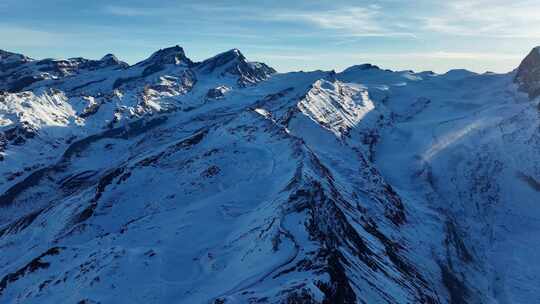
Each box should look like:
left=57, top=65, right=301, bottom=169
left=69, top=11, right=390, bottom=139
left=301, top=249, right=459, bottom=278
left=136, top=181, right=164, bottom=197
left=196, top=48, right=276, bottom=86
left=136, top=45, right=194, bottom=67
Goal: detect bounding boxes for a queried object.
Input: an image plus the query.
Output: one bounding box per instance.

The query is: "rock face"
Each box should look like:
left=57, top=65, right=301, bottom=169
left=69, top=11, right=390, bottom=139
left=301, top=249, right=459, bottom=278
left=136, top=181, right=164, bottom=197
left=99, top=54, right=129, bottom=69
left=196, top=49, right=276, bottom=86
left=0, top=46, right=540, bottom=304
left=515, top=46, right=540, bottom=99
left=136, top=45, right=193, bottom=67
left=205, top=85, right=230, bottom=100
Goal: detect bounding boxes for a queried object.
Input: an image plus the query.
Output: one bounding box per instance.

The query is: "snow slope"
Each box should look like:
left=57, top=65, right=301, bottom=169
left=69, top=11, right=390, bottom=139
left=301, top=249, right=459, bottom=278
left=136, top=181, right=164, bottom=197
left=0, top=46, right=539, bottom=304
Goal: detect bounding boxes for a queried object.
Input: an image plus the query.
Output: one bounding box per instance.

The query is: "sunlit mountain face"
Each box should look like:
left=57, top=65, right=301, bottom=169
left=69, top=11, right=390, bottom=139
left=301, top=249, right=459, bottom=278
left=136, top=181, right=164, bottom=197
left=0, top=45, right=539, bottom=304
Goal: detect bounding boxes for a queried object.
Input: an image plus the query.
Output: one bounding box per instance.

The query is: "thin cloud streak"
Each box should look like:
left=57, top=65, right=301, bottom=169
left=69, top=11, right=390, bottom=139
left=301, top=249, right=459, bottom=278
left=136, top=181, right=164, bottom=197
left=3, top=1, right=538, bottom=73
left=103, top=5, right=168, bottom=16
left=421, top=0, right=540, bottom=38
left=269, top=6, right=416, bottom=38
left=257, top=51, right=522, bottom=61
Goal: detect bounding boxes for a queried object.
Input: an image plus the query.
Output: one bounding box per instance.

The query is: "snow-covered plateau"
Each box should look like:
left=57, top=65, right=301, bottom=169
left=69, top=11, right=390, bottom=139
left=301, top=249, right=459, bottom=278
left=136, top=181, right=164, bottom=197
left=1, top=45, right=539, bottom=303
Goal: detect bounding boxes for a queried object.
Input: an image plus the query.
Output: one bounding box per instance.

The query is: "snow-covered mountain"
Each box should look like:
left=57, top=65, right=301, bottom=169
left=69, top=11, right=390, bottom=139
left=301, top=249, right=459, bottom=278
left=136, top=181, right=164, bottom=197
left=1, top=45, right=539, bottom=304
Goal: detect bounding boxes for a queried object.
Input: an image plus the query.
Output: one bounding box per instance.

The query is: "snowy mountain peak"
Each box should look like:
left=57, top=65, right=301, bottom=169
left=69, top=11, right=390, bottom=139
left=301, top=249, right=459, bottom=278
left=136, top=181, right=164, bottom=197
left=515, top=46, right=540, bottom=98
left=196, top=48, right=276, bottom=86
left=223, top=48, right=244, bottom=59
left=197, top=48, right=247, bottom=71
left=99, top=53, right=128, bottom=68
left=137, top=45, right=193, bottom=67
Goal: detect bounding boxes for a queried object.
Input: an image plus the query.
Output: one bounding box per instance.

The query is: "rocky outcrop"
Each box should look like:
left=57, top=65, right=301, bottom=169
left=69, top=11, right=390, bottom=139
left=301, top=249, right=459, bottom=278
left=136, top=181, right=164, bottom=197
left=205, top=86, right=230, bottom=100
left=135, top=45, right=193, bottom=71
left=196, top=49, right=276, bottom=86
left=515, top=46, right=540, bottom=99
left=99, top=54, right=129, bottom=69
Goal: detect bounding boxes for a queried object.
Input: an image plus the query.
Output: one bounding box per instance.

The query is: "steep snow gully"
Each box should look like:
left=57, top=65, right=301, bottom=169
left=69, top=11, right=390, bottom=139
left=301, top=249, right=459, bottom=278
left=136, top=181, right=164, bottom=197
left=0, top=45, right=539, bottom=303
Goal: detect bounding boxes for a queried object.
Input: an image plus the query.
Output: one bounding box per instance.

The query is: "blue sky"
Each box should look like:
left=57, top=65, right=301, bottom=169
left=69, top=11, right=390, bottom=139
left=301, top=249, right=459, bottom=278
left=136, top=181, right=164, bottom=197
left=1, top=0, right=539, bottom=73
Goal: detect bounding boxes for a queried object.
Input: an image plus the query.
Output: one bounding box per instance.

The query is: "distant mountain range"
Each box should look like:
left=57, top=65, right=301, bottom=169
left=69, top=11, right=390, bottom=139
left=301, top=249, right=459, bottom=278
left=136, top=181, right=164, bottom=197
left=1, top=45, right=539, bottom=303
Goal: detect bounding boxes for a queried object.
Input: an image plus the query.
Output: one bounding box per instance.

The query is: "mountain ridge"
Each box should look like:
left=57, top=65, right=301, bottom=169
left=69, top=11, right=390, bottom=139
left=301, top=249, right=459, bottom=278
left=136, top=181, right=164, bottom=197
left=0, top=45, right=539, bottom=304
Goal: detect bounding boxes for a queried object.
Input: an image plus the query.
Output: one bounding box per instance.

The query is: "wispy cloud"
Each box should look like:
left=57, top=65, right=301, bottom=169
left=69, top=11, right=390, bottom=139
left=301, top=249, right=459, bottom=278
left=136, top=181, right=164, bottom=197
left=259, top=51, right=522, bottom=62
left=422, top=0, right=540, bottom=38
left=352, top=51, right=522, bottom=61
left=269, top=5, right=416, bottom=38
left=2, top=1, right=534, bottom=74
left=417, top=51, right=521, bottom=60
left=103, top=3, right=262, bottom=19
left=250, top=53, right=319, bottom=61
left=103, top=5, right=165, bottom=17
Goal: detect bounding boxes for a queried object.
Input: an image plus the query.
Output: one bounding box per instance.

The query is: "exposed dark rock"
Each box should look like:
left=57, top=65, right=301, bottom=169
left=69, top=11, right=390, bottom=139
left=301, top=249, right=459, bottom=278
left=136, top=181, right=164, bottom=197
left=0, top=247, right=64, bottom=295
left=171, top=128, right=208, bottom=150
left=201, top=165, right=220, bottom=178
left=440, top=264, right=469, bottom=304
left=3, top=122, right=38, bottom=146
left=517, top=171, right=540, bottom=192
left=205, top=86, right=230, bottom=100
left=113, top=76, right=139, bottom=89
left=0, top=167, right=49, bottom=207
left=445, top=221, right=473, bottom=263
left=196, top=49, right=275, bottom=86
left=71, top=167, right=125, bottom=225
left=0, top=208, right=44, bottom=237
left=136, top=45, right=194, bottom=68
left=99, top=54, right=129, bottom=69
left=59, top=170, right=99, bottom=194
left=515, top=46, right=540, bottom=99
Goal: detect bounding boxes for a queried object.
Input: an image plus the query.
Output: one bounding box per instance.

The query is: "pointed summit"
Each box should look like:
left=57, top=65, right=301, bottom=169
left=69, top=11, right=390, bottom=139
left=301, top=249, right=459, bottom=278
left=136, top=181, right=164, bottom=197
left=515, top=46, right=540, bottom=99
left=196, top=48, right=246, bottom=73
left=196, top=48, right=275, bottom=86
left=137, top=45, right=193, bottom=67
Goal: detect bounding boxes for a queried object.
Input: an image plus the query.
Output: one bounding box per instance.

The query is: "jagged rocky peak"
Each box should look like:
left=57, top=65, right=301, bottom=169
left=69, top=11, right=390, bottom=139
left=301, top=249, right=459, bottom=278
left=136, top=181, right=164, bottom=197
left=196, top=48, right=276, bottom=86
left=198, top=48, right=246, bottom=72
left=99, top=53, right=129, bottom=68
left=515, top=46, right=540, bottom=99
left=138, top=45, right=193, bottom=67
